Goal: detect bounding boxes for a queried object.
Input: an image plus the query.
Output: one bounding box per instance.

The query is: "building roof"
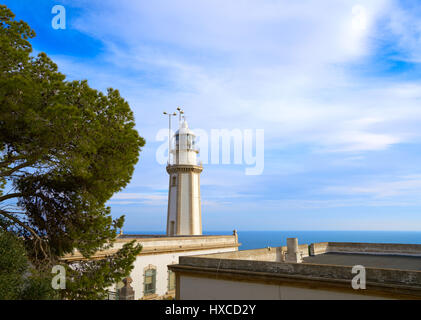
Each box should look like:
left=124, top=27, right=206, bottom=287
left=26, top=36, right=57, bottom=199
left=174, top=120, right=195, bottom=136
left=61, top=234, right=239, bottom=261
left=303, top=252, right=421, bottom=271
left=169, top=241, right=421, bottom=299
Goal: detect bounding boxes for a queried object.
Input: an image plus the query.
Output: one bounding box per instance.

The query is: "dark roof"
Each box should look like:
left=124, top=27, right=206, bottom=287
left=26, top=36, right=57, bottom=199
left=303, top=252, right=421, bottom=271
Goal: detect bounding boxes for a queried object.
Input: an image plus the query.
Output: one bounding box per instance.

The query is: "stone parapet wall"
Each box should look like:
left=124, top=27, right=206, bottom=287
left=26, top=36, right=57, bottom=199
left=130, top=235, right=238, bottom=252
left=310, top=242, right=330, bottom=255
left=176, top=255, right=421, bottom=288
left=198, top=243, right=310, bottom=262
left=198, top=247, right=283, bottom=262
left=62, top=234, right=238, bottom=261
left=310, top=242, right=421, bottom=256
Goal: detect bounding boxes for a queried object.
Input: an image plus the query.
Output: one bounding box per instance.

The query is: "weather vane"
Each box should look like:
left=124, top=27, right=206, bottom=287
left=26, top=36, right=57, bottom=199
left=163, top=111, right=177, bottom=164
left=176, top=106, right=184, bottom=123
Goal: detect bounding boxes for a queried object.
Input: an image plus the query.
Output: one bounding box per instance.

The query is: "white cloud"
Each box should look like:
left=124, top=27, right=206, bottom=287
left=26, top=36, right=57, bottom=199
left=109, top=192, right=167, bottom=206
left=324, top=174, right=421, bottom=198
left=382, top=0, right=421, bottom=62
left=30, top=0, right=421, bottom=230
left=260, top=198, right=420, bottom=209
left=111, top=193, right=167, bottom=200
left=51, top=0, right=421, bottom=158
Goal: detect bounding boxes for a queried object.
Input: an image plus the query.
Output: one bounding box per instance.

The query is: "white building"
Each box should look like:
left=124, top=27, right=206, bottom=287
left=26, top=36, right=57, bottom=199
left=63, top=113, right=239, bottom=300
left=112, top=233, right=238, bottom=299
left=170, top=238, right=421, bottom=300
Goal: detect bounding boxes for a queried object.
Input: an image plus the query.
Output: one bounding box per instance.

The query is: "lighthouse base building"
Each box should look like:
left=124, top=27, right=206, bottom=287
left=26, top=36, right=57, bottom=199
left=62, top=115, right=240, bottom=300
left=63, top=232, right=239, bottom=300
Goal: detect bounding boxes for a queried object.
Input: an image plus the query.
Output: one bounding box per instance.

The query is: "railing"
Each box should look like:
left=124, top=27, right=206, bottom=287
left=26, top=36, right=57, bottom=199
left=107, top=291, right=119, bottom=300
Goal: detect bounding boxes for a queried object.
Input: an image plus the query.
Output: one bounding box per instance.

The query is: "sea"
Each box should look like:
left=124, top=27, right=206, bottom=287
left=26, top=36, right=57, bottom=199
left=127, top=230, right=421, bottom=250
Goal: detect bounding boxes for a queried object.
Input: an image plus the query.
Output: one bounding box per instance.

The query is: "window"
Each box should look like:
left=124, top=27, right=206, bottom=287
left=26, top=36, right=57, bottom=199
left=168, top=270, right=175, bottom=292
left=186, top=134, right=193, bottom=149
left=144, top=267, right=156, bottom=295
left=172, top=176, right=177, bottom=186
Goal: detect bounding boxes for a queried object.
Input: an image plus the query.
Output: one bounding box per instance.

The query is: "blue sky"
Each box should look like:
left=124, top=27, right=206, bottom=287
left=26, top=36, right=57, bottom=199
left=4, top=0, right=421, bottom=231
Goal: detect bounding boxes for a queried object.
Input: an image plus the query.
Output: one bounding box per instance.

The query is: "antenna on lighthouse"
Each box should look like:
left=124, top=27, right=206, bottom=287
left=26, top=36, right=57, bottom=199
left=163, top=111, right=177, bottom=164
left=176, top=106, right=184, bottom=123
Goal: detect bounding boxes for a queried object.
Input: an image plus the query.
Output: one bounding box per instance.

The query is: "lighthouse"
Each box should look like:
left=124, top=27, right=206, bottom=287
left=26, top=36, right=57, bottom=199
left=166, top=114, right=203, bottom=236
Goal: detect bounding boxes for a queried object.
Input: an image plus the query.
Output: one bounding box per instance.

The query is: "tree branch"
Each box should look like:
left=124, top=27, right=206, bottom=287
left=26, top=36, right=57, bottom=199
left=0, top=154, right=27, bottom=168
left=0, top=209, right=48, bottom=259
left=0, top=193, right=22, bottom=202
left=0, top=160, right=35, bottom=177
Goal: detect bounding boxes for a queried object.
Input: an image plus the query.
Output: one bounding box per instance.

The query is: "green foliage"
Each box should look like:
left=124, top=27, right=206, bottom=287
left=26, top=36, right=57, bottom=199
left=0, top=5, right=145, bottom=299
left=0, top=228, right=58, bottom=300
left=0, top=229, right=27, bottom=299
left=64, top=241, right=142, bottom=300
left=19, top=270, right=59, bottom=300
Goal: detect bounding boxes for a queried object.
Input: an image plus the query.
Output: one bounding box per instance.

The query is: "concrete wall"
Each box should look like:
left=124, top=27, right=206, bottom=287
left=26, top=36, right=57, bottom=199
left=113, top=235, right=238, bottom=299
left=310, top=242, right=421, bottom=256
left=310, top=242, right=329, bottom=256
left=178, top=255, right=421, bottom=288
left=198, top=247, right=283, bottom=262
left=197, top=244, right=309, bottom=262
left=178, top=275, right=390, bottom=300
left=115, top=246, right=237, bottom=300
left=115, top=234, right=237, bottom=252
left=281, top=244, right=309, bottom=259
left=170, top=241, right=421, bottom=300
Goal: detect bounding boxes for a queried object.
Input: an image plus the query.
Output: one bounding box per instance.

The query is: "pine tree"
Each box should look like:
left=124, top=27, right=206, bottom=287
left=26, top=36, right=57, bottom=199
left=0, top=5, right=144, bottom=299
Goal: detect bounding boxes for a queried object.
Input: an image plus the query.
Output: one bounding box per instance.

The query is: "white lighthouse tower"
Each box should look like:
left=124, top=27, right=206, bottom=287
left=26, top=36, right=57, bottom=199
left=166, top=114, right=203, bottom=236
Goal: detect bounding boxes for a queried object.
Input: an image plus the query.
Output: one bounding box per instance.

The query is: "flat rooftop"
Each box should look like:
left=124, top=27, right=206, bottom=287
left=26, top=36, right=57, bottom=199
left=117, top=234, right=235, bottom=239
left=169, top=241, right=421, bottom=299
left=61, top=233, right=239, bottom=261
left=303, top=252, right=421, bottom=271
